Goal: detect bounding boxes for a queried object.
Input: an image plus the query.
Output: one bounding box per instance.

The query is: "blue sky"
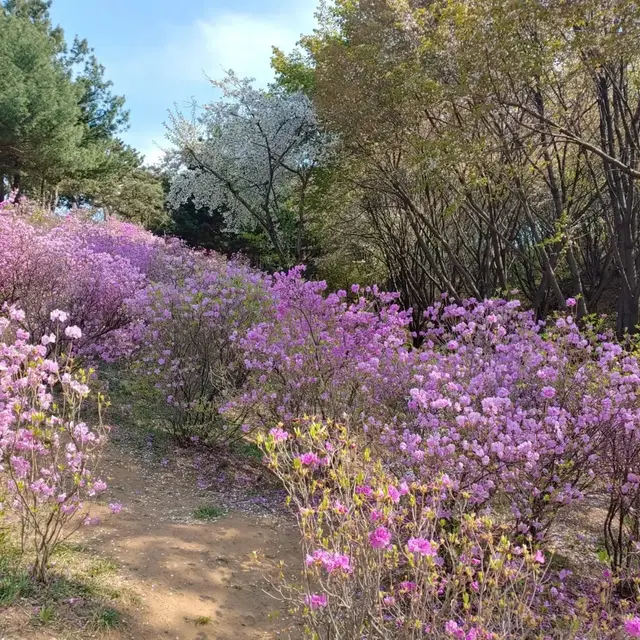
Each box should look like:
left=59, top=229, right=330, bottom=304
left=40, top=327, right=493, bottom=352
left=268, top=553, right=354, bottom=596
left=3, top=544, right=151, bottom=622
left=49, top=0, right=318, bottom=164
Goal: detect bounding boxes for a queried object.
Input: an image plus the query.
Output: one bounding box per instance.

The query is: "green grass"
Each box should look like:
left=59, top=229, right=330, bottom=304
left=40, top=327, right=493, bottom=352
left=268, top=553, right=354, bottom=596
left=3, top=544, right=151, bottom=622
left=0, top=571, right=32, bottom=606
left=234, top=441, right=263, bottom=460
left=194, top=615, right=212, bottom=626
left=94, top=606, right=122, bottom=630
left=193, top=505, right=227, bottom=521
left=0, top=532, right=133, bottom=636
left=35, top=604, right=57, bottom=625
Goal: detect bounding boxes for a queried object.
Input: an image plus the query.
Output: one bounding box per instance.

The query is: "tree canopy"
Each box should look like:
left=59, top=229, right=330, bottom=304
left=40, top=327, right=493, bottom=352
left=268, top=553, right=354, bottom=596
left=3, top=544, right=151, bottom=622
left=0, top=0, right=164, bottom=223
left=262, top=0, right=640, bottom=334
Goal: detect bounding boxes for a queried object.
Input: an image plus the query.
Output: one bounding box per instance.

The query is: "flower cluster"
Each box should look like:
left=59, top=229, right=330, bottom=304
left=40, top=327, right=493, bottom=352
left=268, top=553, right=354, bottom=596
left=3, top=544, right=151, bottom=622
left=261, top=421, right=640, bottom=639
left=224, top=267, right=413, bottom=429
left=0, top=212, right=147, bottom=360
left=129, top=255, right=271, bottom=444
left=0, top=308, right=109, bottom=580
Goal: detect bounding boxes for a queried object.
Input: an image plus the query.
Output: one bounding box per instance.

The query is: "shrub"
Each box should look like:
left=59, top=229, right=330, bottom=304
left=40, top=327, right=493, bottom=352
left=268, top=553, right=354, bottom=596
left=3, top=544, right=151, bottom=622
left=225, top=268, right=413, bottom=430
left=260, top=420, right=639, bottom=639
left=0, top=307, right=110, bottom=581
left=130, top=258, right=271, bottom=445
left=0, top=213, right=145, bottom=361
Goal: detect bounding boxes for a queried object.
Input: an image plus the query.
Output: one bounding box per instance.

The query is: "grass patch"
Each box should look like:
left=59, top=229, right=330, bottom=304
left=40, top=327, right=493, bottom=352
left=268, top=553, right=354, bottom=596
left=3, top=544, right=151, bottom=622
left=234, top=441, right=263, bottom=460
left=0, top=531, right=133, bottom=637
left=193, top=505, right=227, bottom=521
left=0, top=570, right=32, bottom=606
left=34, top=604, right=57, bottom=626
left=184, top=614, right=212, bottom=626
left=94, top=606, right=122, bottom=630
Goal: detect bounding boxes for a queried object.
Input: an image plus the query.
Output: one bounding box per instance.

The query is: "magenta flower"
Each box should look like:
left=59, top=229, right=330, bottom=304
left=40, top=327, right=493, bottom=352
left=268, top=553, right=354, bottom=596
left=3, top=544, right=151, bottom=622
left=566, top=297, right=577, bottom=307
left=369, top=526, right=392, bottom=549
left=269, top=427, right=289, bottom=442
left=626, top=618, right=640, bottom=637
left=387, top=484, right=401, bottom=503
left=407, top=537, right=437, bottom=557
left=398, top=581, right=417, bottom=593
left=298, top=452, right=321, bottom=467
left=304, top=593, right=328, bottom=609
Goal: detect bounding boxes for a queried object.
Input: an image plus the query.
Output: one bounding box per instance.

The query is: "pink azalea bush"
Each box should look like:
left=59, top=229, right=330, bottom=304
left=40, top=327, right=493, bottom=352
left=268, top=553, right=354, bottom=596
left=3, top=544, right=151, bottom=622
left=260, top=421, right=640, bottom=639
left=240, top=287, right=640, bottom=564
left=4, top=198, right=640, bottom=631
left=223, top=267, right=413, bottom=429
left=129, top=256, right=271, bottom=444
left=0, top=212, right=146, bottom=361
left=0, top=306, right=109, bottom=581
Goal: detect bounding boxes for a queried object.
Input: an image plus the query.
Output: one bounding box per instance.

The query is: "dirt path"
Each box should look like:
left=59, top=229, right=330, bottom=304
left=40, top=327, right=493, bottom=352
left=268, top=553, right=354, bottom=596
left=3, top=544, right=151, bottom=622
left=81, top=437, right=301, bottom=640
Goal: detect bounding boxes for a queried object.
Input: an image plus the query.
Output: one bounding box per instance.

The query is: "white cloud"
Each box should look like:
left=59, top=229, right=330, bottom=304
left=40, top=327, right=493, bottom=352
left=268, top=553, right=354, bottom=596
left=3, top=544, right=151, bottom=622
left=193, top=3, right=317, bottom=87
left=120, top=0, right=318, bottom=160
left=195, top=10, right=313, bottom=87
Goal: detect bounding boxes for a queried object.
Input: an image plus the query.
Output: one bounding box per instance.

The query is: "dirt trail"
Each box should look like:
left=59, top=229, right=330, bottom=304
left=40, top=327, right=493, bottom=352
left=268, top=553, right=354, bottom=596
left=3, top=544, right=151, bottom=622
left=82, top=439, right=301, bottom=640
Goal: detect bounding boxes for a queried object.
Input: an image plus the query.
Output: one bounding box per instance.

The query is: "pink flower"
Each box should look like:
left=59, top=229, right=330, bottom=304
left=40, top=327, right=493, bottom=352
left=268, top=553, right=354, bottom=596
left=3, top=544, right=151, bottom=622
left=370, top=509, right=384, bottom=522
left=64, top=325, right=82, bottom=340
left=566, top=297, right=577, bottom=307
left=407, top=537, right=437, bottom=557
left=387, top=485, right=401, bottom=503
left=50, top=309, right=68, bottom=323
left=109, top=503, right=123, bottom=514
left=540, top=386, right=556, bottom=399
left=445, top=620, right=464, bottom=638
left=298, top=452, right=320, bottom=467
left=304, top=593, right=327, bottom=609
left=533, top=549, right=545, bottom=564
left=369, top=526, right=392, bottom=549
left=625, top=617, right=640, bottom=637
left=269, top=427, right=289, bottom=442
left=90, top=480, right=107, bottom=495
left=306, top=550, right=352, bottom=574
left=8, top=306, right=25, bottom=322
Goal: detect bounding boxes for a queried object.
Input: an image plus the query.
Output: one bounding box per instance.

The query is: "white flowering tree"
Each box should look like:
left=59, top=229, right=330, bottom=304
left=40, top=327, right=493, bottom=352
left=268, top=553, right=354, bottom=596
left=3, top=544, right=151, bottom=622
left=166, top=72, right=332, bottom=266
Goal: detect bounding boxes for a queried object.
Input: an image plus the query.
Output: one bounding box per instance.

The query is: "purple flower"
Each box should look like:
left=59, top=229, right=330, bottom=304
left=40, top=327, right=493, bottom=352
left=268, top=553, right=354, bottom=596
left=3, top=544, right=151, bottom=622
left=369, top=526, right=392, bottom=549
left=566, top=297, right=577, bottom=307
left=540, top=386, right=556, bottom=399
left=109, top=503, right=123, bottom=514
left=304, top=593, right=327, bottom=609
left=626, top=618, right=640, bottom=637
left=407, top=537, right=437, bottom=557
